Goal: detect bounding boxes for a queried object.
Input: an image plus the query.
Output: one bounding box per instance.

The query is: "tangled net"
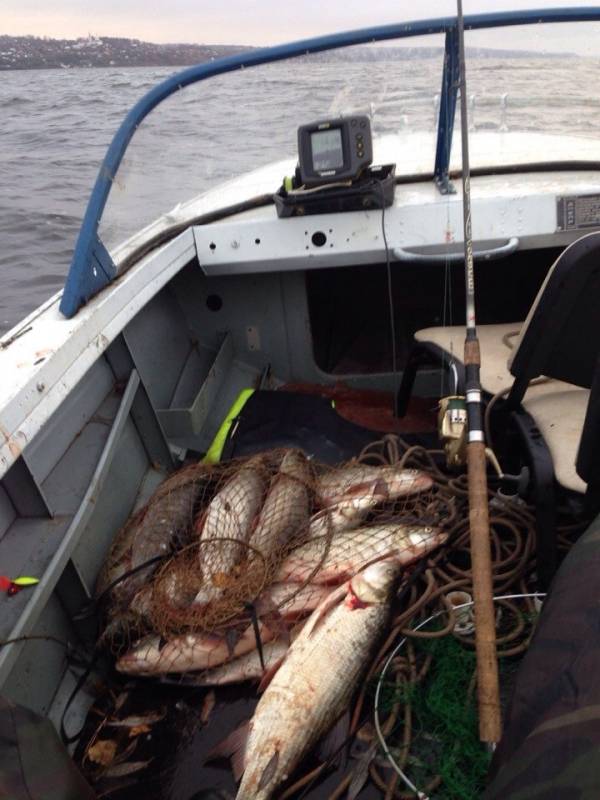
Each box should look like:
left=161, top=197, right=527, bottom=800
left=96, top=445, right=448, bottom=664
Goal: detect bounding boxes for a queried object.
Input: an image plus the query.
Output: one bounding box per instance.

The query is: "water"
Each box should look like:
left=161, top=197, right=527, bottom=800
left=2, top=53, right=600, bottom=334
left=1, top=67, right=174, bottom=332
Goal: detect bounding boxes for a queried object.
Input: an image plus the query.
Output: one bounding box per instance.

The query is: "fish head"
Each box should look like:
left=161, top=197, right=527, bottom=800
left=403, top=524, right=447, bottom=550
left=116, top=635, right=162, bottom=674
left=350, top=559, right=402, bottom=605
left=386, top=468, right=434, bottom=496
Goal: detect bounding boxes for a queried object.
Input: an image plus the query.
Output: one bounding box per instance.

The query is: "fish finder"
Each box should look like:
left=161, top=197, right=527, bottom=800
left=297, top=116, right=373, bottom=188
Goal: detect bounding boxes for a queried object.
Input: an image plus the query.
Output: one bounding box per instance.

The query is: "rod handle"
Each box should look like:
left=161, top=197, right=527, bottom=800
left=468, top=439, right=502, bottom=743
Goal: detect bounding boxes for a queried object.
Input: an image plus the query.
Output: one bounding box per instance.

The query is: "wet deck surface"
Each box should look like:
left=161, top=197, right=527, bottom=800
left=76, top=678, right=382, bottom=799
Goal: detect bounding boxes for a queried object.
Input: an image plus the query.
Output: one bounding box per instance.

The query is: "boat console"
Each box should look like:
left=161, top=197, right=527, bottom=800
left=275, top=115, right=396, bottom=217
left=297, top=115, right=373, bottom=186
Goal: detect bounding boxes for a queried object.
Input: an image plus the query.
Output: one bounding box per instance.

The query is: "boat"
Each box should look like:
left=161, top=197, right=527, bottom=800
left=2, top=7, right=600, bottom=798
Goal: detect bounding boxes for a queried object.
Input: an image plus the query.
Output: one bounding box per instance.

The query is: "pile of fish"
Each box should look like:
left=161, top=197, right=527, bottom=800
left=96, top=449, right=445, bottom=681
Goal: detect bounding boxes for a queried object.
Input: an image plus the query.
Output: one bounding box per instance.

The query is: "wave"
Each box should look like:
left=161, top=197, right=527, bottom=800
left=0, top=95, right=31, bottom=107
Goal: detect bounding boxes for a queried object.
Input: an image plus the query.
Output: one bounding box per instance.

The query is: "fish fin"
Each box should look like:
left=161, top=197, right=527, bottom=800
left=253, top=592, right=277, bottom=618
left=225, top=628, right=242, bottom=657
left=317, top=710, right=350, bottom=768
left=205, top=720, right=251, bottom=781
left=257, top=656, right=285, bottom=693
left=303, top=582, right=348, bottom=638
left=346, top=742, right=378, bottom=800
left=257, top=750, right=279, bottom=792
left=260, top=611, right=291, bottom=644
left=254, top=593, right=290, bottom=641
left=343, top=480, right=383, bottom=500
left=372, top=477, right=390, bottom=500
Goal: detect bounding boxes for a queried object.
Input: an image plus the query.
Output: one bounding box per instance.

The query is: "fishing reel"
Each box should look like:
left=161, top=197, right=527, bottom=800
left=438, top=395, right=530, bottom=498
left=438, top=395, right=468, bottom=468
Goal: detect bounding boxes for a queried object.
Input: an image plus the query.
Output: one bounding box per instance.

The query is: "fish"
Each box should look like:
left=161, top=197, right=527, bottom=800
left=250, top=450, right=310, bottom=559
left=95, top=507, right=146, bottom=600
left=306, top=498, right=375, bottom=541
left=188, top=640, right=290, bottom=687
left=116, top=621, right=274, bottom=675
left=130, top=476, right=205, bottom=578
left=116, top=635, right=163, bottom=674
left=315, top=465, right=433, bottom=508
left=96, top=465, right=209, bottom=604
left=229, top=560, right=404, bottom=800
left=254, top=582, right=333, bottom=622
left=194, top=459, right=266, bottom=606
left=276, top=523, right=446, bottom=585
left=137, top=561, right=199, bottom=612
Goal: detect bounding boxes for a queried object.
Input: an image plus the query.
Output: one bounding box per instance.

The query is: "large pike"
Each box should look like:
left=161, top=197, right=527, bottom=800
left=316, top=465, right=433, bottom=508
left=227, top=560, right=404, bottom=800
left=276, top=523, right=446, bottom=585
left=194, top=458, right=265, bottom=605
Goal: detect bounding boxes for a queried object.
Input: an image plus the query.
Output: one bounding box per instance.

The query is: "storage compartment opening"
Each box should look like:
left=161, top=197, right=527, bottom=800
left=306, top=247, right=561, bottom=375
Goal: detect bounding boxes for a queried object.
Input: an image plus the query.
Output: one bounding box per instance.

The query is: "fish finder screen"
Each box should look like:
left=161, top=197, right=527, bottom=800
left=311, top=129, right=344, bottom=171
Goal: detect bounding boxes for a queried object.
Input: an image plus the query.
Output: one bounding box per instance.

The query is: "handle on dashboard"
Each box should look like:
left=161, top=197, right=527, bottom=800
left=393, top=237, right=519, bottom=264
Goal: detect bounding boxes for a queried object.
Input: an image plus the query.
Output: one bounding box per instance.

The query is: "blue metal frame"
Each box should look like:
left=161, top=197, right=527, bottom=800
left=434, top=29, right=460, bottom=195
left=60, top=7, right=600, bottom=318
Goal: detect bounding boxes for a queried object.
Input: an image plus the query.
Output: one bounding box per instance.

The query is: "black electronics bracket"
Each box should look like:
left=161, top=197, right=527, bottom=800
left=274, top=163, right=396, bottom=218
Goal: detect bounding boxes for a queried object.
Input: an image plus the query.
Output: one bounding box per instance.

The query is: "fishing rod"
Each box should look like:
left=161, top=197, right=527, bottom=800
left=456, top=0, right=502, bottom=744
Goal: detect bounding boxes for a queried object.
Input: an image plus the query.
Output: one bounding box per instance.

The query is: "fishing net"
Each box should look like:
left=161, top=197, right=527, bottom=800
left=96, top=446, right=446, bottom=663
left=373, top=594, right=541, bottom=800
left=83, top=434, right=591, bottom=799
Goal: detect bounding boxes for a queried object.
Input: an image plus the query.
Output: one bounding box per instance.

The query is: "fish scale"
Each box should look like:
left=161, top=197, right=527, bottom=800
left=194, top=460, right=265, bottom=605
left=235, top=561, right=401, bottom=800
left=250, top=450, right=310, bottom=558
left=276, top=523, right=446, bottom=585
left=316, top=465, right=432, bottom=507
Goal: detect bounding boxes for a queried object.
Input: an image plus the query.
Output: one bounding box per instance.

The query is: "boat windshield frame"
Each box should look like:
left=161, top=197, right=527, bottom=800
left=60, top=6, right=600, bottom=318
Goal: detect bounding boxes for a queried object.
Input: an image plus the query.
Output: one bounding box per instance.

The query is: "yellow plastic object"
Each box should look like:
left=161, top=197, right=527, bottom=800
left=203, top=388, right=255, bottom=464
left=12, top=576, right=39, bottom=586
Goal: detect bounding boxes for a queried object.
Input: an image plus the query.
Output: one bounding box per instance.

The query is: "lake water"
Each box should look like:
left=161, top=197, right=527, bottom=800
left=2, top=51, right=600, bottom=333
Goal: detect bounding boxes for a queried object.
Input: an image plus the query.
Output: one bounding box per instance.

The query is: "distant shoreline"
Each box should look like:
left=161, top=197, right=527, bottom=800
left=0, top=34, right=578, bottom=71
left=0, top=35, right=252, bottom=71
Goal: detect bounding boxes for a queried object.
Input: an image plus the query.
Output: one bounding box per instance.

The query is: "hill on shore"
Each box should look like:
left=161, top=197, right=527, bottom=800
left=0, top=35, right=251, bottom=70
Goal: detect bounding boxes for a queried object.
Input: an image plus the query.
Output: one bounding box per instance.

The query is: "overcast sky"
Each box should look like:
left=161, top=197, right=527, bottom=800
left=2, top=0, right=600, bottom=53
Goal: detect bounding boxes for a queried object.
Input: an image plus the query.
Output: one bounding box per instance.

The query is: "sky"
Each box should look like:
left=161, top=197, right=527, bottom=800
left=2, top=0, right=600, bottom=54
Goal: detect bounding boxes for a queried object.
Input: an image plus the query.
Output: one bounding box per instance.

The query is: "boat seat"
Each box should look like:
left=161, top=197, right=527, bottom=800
left=396, top=231, right=600, bottom=587
left=414, top=322, right=521, bottom=397
left=412, top=323, right=589, bottom=494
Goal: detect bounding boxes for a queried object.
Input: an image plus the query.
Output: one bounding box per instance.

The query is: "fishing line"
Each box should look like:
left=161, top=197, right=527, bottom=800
left=377, top=179, right=399, bottom=416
